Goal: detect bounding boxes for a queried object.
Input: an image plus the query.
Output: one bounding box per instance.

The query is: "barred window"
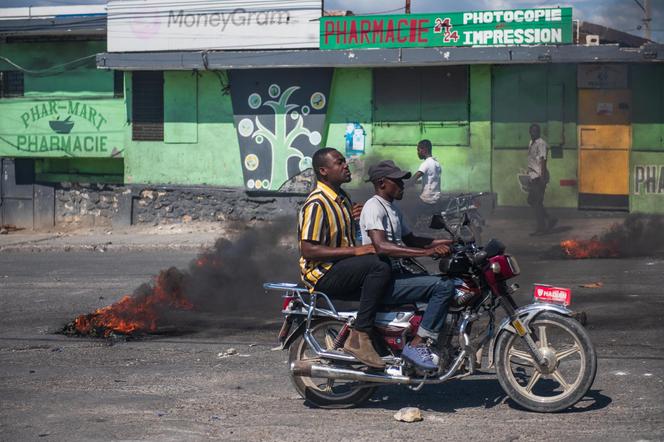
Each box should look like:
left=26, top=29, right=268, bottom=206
left=132, top=71, right=163, bottom=141
left=1, top=71, right=25, bottom=98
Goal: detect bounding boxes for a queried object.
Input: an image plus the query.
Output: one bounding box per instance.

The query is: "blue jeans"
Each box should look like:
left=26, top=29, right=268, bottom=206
left=381, top=274, right=454, bottom=340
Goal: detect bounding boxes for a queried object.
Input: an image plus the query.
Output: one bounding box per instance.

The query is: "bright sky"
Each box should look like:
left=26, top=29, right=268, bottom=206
left=2, top=0, right=662, bottom=42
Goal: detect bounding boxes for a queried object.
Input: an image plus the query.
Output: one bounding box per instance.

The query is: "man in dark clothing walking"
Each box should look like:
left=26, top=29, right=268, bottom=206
left=527, top=124, right=557, bottom=235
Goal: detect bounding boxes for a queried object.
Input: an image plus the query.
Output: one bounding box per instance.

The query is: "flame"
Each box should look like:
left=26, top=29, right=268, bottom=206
left=72, top=268, right=193, bottom=337
left=560, top=237, right=621, bottom=259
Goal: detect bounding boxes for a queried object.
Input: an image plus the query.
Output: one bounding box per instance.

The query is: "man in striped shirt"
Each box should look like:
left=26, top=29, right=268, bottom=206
left=299, top=148, right=391, bottom=369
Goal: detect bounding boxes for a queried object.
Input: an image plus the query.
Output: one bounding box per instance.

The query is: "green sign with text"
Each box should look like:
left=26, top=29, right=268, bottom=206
left=320, top=7, right=572, bottom=50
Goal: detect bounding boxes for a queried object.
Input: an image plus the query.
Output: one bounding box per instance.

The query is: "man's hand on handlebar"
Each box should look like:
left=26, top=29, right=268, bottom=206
left=426, top=243, right=451, bottom=257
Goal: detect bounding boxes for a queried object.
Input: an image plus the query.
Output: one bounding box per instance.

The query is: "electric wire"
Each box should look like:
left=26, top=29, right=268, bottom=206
left=0, top=54, right=96, bottom=76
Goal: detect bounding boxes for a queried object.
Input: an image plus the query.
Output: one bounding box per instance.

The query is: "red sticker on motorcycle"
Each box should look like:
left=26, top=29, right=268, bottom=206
left=533, top=284, right=571, bottom=306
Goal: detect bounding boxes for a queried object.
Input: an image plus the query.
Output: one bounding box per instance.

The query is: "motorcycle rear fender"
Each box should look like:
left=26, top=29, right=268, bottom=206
left=280, top=317, right=306, bottom=350
left=486, top=302, right=572, bottom=369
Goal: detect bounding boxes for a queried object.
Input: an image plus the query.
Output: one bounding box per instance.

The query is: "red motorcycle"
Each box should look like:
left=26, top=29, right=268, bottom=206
left=265, top=215, right=597, bottom=412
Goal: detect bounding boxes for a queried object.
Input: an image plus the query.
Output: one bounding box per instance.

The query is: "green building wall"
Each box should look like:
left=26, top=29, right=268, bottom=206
left=2, top=38, right=664, bottom=213
left=491, top=64, right=579, bottom=208
left=123, top=71, right=242, bottom=186
left=0, top=40, right=125, bottom=182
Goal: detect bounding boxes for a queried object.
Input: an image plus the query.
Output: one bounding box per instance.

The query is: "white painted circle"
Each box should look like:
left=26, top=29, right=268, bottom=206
left=238, top=118, right=254, bottom=137
left=290, top=111, right=299, bottom=120
left=248, top=93, right=262, bottom=109
left=299, top=156, right=312, bottom=171
left=302, top=105, right=310, bottom=115
left=262, top=179, right=270, bottom=189
left=268, top=84, right=281, bottom=98
left=310, top=92, right=326, bottom=110
left=255, top=135, right=264, bottom=144
left=309, top=131, right=322, bottom=146
left=255, top=180, right=263, bottom=189
left=244, top=154, right=259, bottom=171
left=247, top=179, right=255, bottom=189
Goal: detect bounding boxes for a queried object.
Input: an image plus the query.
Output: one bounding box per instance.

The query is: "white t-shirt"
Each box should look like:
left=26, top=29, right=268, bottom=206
left=417, top=156, right=442, bottom=204
left=527, top=137, right=548, bottom=180
left=360, top=195, right=411, bottom=245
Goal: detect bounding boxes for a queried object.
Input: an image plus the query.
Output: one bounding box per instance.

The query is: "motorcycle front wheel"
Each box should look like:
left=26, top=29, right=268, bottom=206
left=288, top=319, right=377, bottom=409
left=495, top=312, right=597, bottom=412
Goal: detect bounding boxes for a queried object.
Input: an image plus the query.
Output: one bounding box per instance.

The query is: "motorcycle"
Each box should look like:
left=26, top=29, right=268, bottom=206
left=264, top=215, right=597, bottom=412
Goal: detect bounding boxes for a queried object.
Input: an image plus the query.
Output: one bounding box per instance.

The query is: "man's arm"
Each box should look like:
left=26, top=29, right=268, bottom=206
left=367, top=230, right=448, bottom=257
left=412, top=171, right=424, bottom=182
left=300, top=240, right=374, bottom=260
left=403, top=233, right=452, bottom=250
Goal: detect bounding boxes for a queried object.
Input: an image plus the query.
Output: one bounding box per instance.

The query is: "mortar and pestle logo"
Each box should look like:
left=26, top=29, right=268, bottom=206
left=49, top=115, right=75, bottom=134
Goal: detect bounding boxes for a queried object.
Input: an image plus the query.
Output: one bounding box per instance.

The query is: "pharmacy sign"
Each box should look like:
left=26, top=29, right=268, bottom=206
left=320, top=7, right=572, bottom=50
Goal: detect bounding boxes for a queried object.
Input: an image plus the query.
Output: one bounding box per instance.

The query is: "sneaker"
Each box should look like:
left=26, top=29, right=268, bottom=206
left=402, top=343, right=438, bottom=371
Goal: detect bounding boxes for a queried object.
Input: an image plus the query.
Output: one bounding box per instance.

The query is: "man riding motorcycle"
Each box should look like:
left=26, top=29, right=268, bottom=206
left=359, top=160, right=455, bottom=371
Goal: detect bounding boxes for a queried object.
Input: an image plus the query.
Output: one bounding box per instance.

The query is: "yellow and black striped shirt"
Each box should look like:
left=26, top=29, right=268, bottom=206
left=298, top=181, right=356, bottom=289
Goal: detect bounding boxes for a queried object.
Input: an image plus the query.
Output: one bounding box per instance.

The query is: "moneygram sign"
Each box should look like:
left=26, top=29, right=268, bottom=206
left=320, top=7, right=572, bottom=50
left=107, top=0, right=321, bottom=52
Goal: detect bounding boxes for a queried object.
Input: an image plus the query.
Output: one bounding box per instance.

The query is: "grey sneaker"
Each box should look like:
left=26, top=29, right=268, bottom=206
left=402, top=343, right=438, bottom=371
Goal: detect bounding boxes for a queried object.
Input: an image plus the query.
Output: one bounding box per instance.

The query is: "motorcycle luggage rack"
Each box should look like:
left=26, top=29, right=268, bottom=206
left=263, top=282, right=342, bottom=321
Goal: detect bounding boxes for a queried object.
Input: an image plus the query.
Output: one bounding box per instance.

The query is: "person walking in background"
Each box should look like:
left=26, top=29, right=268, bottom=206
left=527, top=124, right=557, bottom=235
left=413, top=139, right=442, bottom=206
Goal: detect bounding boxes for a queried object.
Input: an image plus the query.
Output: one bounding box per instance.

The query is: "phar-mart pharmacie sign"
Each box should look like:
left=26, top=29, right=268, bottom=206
left=107, top=0, right=321, bottom=52
left=321, top=7, right=572, bottom=50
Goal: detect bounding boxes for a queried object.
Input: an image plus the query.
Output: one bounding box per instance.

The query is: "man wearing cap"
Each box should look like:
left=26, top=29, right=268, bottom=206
left=298, top=148, right=391, bottom=369
left=359, top=160, right=455, bottom=371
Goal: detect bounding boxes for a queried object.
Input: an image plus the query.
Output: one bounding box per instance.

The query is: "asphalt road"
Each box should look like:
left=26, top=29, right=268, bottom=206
left=1, top=247, right=663, bottom=441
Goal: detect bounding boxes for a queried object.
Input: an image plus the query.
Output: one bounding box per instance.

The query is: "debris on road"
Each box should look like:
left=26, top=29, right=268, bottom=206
left=394, top=407, right=423, bottom=423
left=579, top=282, right=603, bottom=288
left=217, top=348, right=251, bottom=358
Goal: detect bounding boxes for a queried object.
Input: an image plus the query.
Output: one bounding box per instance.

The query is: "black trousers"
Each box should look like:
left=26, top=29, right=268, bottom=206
left=314, top=255, right=392, bottom=332
left=527, top=177, right=550, bottom=231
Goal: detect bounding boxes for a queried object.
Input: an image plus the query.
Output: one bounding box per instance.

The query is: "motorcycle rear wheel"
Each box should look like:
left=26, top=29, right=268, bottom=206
left=289, top=319, right=377, bottom=409
left=495, top=312, right=597, bottom=412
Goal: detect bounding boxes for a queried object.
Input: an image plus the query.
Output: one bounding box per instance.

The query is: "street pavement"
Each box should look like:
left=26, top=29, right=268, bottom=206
left=1, top=209, right=663, bottom=441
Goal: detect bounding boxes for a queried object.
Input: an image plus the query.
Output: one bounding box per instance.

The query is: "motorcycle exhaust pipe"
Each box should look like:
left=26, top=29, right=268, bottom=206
left=290, top=361, right=411, bottom=384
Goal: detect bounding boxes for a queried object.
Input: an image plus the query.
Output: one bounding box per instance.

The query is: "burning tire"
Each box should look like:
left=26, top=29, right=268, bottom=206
left=288, top=319, right=377, bottom=409
left=495, top=312, right=597, bottom=413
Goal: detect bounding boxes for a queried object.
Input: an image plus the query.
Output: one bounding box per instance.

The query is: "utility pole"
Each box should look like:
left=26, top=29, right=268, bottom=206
left=405, top=0, right=411, bottom=14
left=644, top=0, right=652, bottom=41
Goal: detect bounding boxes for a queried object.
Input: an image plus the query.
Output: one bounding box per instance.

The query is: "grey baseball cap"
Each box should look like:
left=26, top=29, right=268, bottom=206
left=366, top=160, right=412, bottom=182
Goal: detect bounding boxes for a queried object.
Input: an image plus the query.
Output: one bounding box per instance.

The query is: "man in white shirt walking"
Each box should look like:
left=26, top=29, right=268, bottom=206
left=413, top=139, right=442, bottom=205
left=527, top=124, right=557, bottom=235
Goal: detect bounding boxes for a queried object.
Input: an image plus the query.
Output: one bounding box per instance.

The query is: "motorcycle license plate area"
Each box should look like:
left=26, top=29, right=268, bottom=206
left=533, top=284, right=572, bottom=306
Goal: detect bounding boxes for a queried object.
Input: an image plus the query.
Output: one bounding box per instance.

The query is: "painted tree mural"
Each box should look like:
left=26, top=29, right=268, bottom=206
left=229, top=69, right=332, bottom=191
